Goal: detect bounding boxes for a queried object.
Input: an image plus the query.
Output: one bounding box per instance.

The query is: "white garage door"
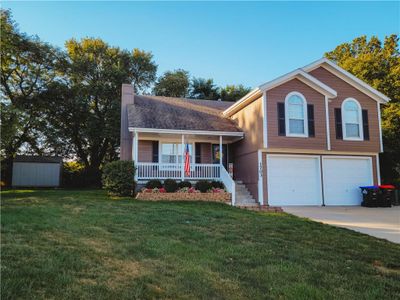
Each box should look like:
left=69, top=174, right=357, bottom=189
left=322, top=157, right=373, bottom=206
left=267, top=155, right=323, bottom=206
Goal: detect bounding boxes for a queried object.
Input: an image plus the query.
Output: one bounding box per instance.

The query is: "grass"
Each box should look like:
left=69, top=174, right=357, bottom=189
left=1, top=189, right=400, bottom=299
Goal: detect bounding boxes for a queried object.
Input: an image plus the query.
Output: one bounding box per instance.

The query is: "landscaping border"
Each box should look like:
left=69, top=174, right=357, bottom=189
left=135, top=192, right=231, bottom=203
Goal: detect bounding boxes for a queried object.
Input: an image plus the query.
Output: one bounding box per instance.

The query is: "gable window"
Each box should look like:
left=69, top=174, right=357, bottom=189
left=342, top=98, right=363, bottom=140
left=161, top=143, right=193, bottom=164
left=285, top=92, right=308, bottom=137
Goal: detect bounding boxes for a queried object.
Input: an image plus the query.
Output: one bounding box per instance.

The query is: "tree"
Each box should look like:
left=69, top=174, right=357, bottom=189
left=189, top=77, right=220, bottom=100
left=153, top=69, right=190, bottom=97
left=44, top=38, right=133, bottom=185
left=0, top=9, right=61, bottom=185
left=325, top=34, right=400, bottom=184
left=220, top=84, right=251, bottom=102
left=130, top=48, right=157, bottom=93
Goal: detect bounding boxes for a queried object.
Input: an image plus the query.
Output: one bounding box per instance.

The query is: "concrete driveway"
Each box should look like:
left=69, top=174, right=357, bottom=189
left=283, top=206, right=400, bottom=244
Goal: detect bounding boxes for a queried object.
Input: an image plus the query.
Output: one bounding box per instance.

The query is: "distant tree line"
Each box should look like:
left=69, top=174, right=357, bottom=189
left=1, top=9, right=399, bottom=186
left=153, top=69, right=251, bottom=101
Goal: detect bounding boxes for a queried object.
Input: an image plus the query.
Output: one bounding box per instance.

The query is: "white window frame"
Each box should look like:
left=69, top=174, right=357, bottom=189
left=159, top=142, right=195, bottom=164
left=285, top=91, right=308, bottom=138
left=341, top=98, right=363, bottom=141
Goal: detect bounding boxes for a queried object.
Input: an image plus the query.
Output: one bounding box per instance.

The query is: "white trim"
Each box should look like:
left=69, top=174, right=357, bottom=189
left=259, top=69, right=337, bottom=98
left=285, top=91, right=308, bottom=138
left=129, top=127, right=244, bottom=137
left=266, top=154, right=323, bottom=206
left=159, top=141, right=195, bottom=164
left=222, top=88, right=262, bottom=117
left=303, top=58, right=390, bottom=103
left=181, top=135, right=184, bottom=180
left=376, top=154, right=381, bottom=185
left=222, top=68, right=337, bottom=117
left=377, top=102, right=383, bottom=152
left=260, top=148, right=378, bottom=156
left=133, top=131, right=139, bottom=181
left=257, top=150, right=264, bottom=205
left=341, top=98, right=364, bottom=141
left=219, top=136, right=222, bottom=166
left=262, top=91, right=268, bottom=148
left=324, top=96, right=331, bottom=150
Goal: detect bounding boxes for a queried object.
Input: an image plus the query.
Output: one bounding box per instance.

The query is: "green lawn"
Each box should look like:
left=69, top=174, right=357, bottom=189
left=1, top=189, right=399, bottom=299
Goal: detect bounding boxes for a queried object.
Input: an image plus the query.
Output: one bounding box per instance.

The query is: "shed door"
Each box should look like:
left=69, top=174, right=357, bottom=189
left=322, top=157, right=373, bottom=206
left=267, top=155, right=323, bottom=206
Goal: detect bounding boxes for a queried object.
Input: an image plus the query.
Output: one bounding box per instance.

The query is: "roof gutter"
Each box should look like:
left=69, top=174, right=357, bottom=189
left=128, top=127, right=244, bottom=137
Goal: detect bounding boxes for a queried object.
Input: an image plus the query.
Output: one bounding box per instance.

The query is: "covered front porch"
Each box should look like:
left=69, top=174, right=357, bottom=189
left=131, top=129, right=243, bottom=182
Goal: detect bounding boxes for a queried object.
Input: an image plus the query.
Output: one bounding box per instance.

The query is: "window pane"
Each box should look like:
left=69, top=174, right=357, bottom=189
left=344, top=100, right=358, bottom=111
left=289, top=119, right=304, bottom=134
left=345, top=124, right=360, bottom=137
left=288, top=95, right=303, bottom=105
left=288, top=104, right=303, bottom=119
left=345, top=109, right=358, bottom=124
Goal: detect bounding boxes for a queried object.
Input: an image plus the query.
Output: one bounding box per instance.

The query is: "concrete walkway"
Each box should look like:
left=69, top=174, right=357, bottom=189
left=283, top=206, right=400, bottom=244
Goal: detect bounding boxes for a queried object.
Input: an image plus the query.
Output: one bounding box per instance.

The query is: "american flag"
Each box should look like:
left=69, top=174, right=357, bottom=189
left=184, top=143, right=190, bottom=176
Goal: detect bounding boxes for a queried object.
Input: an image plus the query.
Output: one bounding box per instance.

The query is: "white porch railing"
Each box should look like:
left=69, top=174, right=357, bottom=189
left=136, top=163, right=220, bottom=180
left=220, top=166, right=236, bottom=206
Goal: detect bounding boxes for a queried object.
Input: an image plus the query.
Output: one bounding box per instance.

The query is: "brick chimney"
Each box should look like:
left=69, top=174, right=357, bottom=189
left=120, top=84, right=134, bottom=160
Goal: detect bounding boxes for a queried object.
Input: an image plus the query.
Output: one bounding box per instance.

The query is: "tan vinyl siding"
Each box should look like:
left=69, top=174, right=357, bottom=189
left=230, top=96, right=264, bottom=200
left=138, top=140, right=153, bottom=162
left=234, top=151, right=259, bottom=200
left=230, top=96, right=264, bottom=155
left=266, top=78, right=327, bottom=150
left=309, top=67, right=380, bottom=153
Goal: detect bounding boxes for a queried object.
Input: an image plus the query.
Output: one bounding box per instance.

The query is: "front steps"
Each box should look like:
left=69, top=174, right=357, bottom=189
left=234, top=180, right=283, bottom=213
left=235, top=181, right=258, bottom=207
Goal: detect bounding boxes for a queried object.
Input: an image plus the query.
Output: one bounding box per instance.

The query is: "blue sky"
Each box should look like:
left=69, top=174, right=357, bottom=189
left=3, top=1, right=399, bottom=88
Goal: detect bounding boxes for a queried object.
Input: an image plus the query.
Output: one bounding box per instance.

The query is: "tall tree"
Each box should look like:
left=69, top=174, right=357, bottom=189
left=189, top=77, right=220, bottom=100
left=130, top=48, right=157, bottom=93
left=153, top=69, right=190, bottom=97
left=220, top=84, right=251, bottom=102
left=44, top=38, right=134, bottom=184
left=0, top=9, right=61, bottom=185
left=325, top=34, right=400, bottom=184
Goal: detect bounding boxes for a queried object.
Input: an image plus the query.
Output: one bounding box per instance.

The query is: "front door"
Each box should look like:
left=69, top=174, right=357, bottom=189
left=212, top=144, right=227, bottom=169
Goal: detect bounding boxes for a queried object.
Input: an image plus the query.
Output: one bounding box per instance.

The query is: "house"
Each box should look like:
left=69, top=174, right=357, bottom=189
left=120, top=58, right=390, bottom=206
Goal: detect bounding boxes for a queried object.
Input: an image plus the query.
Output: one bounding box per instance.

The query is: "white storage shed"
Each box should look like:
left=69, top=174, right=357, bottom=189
left=12, top=156, right=62, bottom=187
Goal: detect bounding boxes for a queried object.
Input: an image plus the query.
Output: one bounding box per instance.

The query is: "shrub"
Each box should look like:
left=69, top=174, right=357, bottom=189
left=102, top=160, right=136, bottom=196
left=178, top=180, right=192, bottom=189
left=210, top=180, right=224, bottom=189
left=145, top=179, right=162, bottom=189
left=195, top=180, right=212, bottom=193
left=62, top=161, right=85, bottom=188
left=164, top=179, right=178, bottom=193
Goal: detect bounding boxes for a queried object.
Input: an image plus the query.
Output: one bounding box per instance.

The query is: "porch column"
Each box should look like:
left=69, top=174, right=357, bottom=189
left=134, top=131, right=139, bottom=181
left=181, top=134, right=185, bottom=181
left=219, top=135, right=222, bottom=166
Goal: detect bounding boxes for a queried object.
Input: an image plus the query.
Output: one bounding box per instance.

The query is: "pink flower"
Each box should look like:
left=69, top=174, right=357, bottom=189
left=159, top=187, right=166, bottom=193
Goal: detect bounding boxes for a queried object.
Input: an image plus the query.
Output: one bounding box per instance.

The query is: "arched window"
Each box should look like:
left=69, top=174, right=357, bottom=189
left=342, top=98, right=363, bottom=140
left=285, top=92, right=308, bottom=137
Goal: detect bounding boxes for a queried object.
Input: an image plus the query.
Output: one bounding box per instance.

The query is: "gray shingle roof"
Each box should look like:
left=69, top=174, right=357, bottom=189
left=127, top=95, right=241, bottom=132
left=13, top=155, right=63, bottom=163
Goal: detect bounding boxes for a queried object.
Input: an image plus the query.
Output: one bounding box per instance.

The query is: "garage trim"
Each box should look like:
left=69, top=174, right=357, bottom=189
left=266, top=154, right=323, bottom=206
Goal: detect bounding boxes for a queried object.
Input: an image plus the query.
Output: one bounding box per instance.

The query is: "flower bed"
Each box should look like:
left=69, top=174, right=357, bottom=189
left=136, top=187, right=231, bottom=203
